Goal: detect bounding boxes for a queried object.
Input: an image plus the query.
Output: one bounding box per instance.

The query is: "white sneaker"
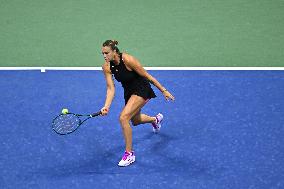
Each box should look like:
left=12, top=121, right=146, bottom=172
left=152, top=113, right=163, bottom=133
left=118, top=151, right=135, bottom=167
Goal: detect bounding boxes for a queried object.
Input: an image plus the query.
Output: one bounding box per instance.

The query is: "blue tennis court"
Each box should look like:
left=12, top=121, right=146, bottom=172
left=0, top=70, right=283, bottom=189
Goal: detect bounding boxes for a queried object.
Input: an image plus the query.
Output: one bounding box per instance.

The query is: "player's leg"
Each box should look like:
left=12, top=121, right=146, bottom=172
left=131, top=111, right=163, bottom=133
left=119, top=95, right=147, bottom=151
left=131, top=111, right=156, bottom=126
left=118, top=95, right=147, bottom=166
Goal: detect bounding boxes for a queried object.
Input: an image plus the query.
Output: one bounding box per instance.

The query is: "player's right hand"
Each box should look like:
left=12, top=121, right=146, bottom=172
left=100, top=107, right=109, bottom=116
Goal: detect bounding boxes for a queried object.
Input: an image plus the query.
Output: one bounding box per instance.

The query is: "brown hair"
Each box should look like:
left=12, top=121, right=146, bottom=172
left=102, top=40, right=120, bottom=53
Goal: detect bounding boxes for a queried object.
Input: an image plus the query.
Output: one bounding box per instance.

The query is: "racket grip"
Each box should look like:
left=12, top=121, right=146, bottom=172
left=91, top=111, right=102, bottom=117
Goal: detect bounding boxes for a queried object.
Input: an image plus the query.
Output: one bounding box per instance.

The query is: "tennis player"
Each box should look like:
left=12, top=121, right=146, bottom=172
left=100, top=40, right=175, bottom=167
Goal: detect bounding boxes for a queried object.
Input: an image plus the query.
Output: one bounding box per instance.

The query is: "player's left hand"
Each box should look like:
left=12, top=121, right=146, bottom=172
left=163, top=90, right=175, bottom=101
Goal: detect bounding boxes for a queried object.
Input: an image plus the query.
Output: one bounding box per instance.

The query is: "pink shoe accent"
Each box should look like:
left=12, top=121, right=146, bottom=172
left=118, top=151, right=135, bottom=166
left=151, top=113, right=163, bottom=133
left=122, top=151, right=133, bottom=160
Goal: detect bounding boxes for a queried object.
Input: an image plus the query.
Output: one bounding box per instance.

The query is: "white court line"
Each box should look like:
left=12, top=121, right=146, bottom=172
left=0, top=67, right=284, bottom=71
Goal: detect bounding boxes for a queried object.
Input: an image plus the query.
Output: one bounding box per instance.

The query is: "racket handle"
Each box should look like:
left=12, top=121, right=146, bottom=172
left=91, top=111, right=102, bottom=117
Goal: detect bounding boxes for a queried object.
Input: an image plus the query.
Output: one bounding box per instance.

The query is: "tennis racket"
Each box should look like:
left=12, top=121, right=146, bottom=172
left=52, top=111, right=101, bottom=135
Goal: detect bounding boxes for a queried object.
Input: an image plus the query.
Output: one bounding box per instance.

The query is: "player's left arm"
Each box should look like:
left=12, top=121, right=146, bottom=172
left=124, top=54, right=175, bottom=101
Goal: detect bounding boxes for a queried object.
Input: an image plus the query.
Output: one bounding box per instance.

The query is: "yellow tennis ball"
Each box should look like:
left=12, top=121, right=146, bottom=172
left=62, top=108, right=69, bottom=114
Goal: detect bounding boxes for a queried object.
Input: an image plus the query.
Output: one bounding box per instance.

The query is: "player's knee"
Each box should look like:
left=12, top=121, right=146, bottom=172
left=119, top=113, right=130, bottom=125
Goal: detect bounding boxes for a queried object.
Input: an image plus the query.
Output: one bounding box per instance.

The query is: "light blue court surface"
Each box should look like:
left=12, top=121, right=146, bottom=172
left=0, top=70, right=283, bottom=189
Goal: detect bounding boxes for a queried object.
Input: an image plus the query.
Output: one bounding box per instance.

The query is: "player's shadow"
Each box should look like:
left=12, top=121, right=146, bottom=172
left=29, top=149, right=122, bottom=179
left=134, top=128, right=177, bottom=153
left=29, top=125, right=224, bottom=179
left=131, top=128, right=226, bottom=178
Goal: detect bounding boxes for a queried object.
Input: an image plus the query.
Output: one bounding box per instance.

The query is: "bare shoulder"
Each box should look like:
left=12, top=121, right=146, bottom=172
left=122, top=53, right=140, bottom=71
left=102, top=61, right=111, bottom=73
left=122, top=53, right=137, bottom=64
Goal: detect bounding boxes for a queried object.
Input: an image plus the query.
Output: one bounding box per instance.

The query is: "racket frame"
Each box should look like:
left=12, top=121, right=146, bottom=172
left=52, top=111, right=101, bottom=135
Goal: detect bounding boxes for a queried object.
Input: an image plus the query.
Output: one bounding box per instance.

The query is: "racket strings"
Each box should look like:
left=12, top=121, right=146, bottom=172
left=52, top=114, right=81, bottom=134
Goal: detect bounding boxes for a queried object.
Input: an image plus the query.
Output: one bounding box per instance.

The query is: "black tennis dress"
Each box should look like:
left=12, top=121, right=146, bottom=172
left=110, top=53, right=156, bottom=104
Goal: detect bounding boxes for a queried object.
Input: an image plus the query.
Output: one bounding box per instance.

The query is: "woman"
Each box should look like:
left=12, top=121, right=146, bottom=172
left=100, top=40, right=175, bottom=167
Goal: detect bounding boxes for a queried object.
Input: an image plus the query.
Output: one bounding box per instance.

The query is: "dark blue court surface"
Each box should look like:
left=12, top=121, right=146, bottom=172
left=0, top=70, right=283, bottom=189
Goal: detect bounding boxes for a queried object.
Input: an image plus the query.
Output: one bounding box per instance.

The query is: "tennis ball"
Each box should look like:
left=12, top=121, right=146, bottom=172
left=62, top=108, right=69, bottom=114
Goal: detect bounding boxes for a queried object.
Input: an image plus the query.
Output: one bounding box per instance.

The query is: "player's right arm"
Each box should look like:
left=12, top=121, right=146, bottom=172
left=101, top=62, right=115, bottom=115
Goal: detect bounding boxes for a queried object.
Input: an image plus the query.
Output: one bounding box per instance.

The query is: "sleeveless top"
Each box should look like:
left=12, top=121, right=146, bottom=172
left=109, top=53, right=156, bottom=103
